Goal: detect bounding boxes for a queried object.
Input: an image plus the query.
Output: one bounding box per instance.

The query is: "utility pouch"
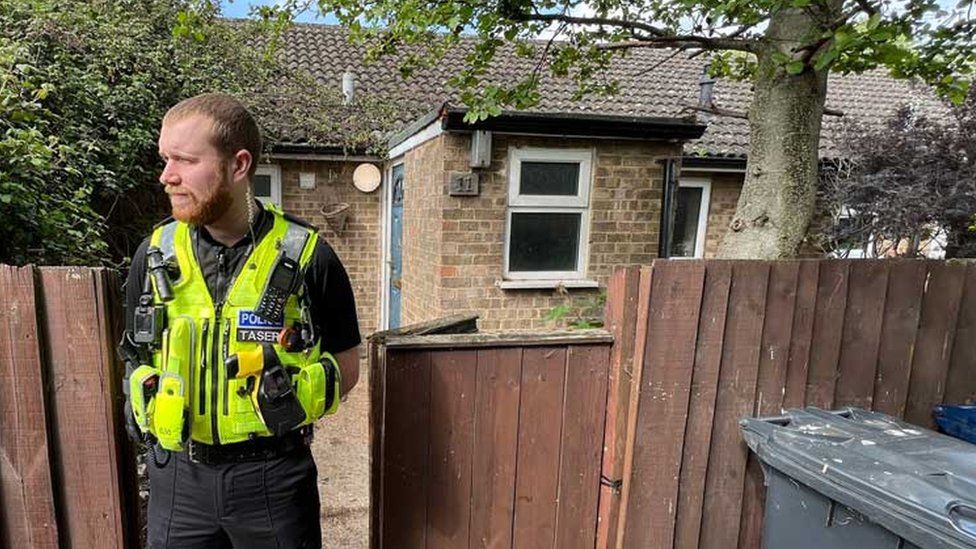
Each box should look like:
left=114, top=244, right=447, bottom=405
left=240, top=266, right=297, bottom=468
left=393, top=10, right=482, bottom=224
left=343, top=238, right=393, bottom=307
left=295, top=354, right=341, bottom=423
left=254, top=345, right=306, bottom=435
left=153, top=317, right=194, bottom=451
left=321, top=353, right=341, bottom=417
left=295, top=362, right=325, bottom=422
left=129, top=365, right=160, bottom=432
left=257, top=363, right=306, bottom=435
left=153, top=373, right=187, bottom=451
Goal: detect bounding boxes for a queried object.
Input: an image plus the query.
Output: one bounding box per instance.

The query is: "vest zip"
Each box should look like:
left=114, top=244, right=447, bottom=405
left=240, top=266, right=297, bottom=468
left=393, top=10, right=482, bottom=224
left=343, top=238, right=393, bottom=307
left=198, top=320, right=209, bottom=416
left=222, top=321, right=231, bottom=415
left=210, top=308, right=221, bottom=444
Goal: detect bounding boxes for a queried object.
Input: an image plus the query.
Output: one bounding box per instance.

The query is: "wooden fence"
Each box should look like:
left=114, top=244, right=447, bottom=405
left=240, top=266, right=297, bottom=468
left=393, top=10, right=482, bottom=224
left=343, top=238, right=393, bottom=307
left=5, top=260, right=975, bottom=548
left=0, top=265, right=136, bottom=549
left=599, top=260, right=976, bottom=549
left=369, top=330, right=613, bottom=549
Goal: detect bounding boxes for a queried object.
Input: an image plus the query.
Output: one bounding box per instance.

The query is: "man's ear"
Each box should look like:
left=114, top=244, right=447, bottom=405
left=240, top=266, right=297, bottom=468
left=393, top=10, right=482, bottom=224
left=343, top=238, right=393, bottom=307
left=232, top=150, right=252, bottom=183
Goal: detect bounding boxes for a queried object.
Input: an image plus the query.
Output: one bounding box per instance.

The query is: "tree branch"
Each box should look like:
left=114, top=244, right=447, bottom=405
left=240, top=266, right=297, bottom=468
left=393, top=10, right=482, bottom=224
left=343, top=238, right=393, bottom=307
left=683, top=104, right=749, bottom=119
left=512, top=12, right=758, bottom=52
left=597, top=36, right=758, bottom=53
left=854, top=0, right=879, bottom=16
left=513, top=11, right=668, bottom=36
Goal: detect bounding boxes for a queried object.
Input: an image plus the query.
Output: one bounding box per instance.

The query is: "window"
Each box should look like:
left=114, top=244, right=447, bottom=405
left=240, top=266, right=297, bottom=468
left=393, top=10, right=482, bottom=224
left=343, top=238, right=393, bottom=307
left=669, top=178, right=711, bottom=258
left=253, top=165, right=282, bottom=207
left=505, top=148, right=592, bottom=280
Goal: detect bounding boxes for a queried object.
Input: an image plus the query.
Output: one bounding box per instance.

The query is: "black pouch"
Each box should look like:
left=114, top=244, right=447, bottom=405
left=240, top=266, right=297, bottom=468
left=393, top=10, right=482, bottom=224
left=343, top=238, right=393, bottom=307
left=256, top=345, right=306, bottom=436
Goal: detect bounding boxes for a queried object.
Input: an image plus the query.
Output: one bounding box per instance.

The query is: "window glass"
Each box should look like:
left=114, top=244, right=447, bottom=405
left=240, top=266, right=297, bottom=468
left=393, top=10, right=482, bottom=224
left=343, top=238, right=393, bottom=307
left=509, top=212, right=581, bottom=271
left=670, top=187, right=703, bottom=257
left=252, top=174, right=272, bottom=199
left=519, top=162, right=580, bottom=196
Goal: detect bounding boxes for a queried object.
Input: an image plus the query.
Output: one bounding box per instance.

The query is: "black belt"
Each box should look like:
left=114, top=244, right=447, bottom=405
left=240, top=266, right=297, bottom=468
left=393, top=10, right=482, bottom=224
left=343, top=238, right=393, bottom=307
left=186, top=431, right=309, bottom=465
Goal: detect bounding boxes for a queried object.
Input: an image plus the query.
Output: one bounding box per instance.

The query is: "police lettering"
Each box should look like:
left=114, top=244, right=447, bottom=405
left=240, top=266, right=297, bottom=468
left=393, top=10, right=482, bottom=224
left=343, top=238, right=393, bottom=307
left=238, top=310, right=283, bottom=329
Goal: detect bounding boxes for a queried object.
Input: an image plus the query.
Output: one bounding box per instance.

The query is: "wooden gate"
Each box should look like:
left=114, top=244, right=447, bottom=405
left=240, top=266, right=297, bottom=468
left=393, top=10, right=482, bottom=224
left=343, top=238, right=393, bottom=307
left=370, top=330, right=613, bottom=548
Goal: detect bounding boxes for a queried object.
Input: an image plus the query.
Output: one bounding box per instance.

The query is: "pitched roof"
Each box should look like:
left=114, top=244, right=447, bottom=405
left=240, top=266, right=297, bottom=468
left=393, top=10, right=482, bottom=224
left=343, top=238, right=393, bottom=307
left=277, top=23, right=948, bottom=158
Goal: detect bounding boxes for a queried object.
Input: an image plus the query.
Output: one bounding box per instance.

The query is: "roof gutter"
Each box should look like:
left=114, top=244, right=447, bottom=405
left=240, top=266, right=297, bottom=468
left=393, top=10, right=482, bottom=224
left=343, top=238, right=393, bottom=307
left=681, top=155, right=747, bottom=172
left=441, top=107, right=706, bottom=141
left=267, top=143, right=381, bottom=162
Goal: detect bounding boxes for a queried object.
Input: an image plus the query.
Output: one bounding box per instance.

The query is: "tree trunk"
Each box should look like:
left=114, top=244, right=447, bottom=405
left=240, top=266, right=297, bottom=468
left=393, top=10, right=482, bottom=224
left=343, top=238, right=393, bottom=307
left=717, top=6, right=838, bottom=259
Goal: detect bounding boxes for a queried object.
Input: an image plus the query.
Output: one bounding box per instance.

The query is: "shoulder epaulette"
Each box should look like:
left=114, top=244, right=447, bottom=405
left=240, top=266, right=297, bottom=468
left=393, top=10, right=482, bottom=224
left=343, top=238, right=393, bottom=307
left=282, top=211, right=317, bottom=232
left=152, top=216, right=176, bottom=230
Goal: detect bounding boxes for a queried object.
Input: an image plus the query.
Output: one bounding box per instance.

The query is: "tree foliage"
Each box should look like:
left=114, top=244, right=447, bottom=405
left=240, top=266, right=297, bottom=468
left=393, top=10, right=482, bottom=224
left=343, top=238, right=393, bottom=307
left=816, top=90, right=976, bottom=258
left=0, top=0, right=395, bottom=266
left=305, top=0, right=975, bottom=120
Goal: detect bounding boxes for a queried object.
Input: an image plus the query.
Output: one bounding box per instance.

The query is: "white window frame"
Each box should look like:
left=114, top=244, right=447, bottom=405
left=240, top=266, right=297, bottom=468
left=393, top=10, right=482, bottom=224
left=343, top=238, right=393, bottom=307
left=504, top=147, right=593, bottom=280
left=671, top=177, right=711, bottom=259
left=253, top=164, right=282, bottom=207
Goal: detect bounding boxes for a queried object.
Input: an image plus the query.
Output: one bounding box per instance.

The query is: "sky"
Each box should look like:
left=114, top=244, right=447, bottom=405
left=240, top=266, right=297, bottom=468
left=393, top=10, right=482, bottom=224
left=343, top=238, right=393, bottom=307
left=219, top=0, right=336, bottom=24
left=220, top=0, right=964, bottom=26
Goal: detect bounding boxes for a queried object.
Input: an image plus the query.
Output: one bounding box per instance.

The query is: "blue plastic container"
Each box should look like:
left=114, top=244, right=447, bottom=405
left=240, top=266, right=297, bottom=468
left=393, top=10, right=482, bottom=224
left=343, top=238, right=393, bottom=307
left=934, top=405, right=976, bottom=445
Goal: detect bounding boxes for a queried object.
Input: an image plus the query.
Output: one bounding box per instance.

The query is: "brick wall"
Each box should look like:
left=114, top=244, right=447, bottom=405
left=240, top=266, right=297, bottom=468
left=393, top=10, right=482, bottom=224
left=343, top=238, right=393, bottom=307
left=399, top=137, right=447, bottom=327
left=399, top=132, right=679, bottom=331
left=278, top=159, right=382, bottom=339
left=681, top=171, right=743, bottom=259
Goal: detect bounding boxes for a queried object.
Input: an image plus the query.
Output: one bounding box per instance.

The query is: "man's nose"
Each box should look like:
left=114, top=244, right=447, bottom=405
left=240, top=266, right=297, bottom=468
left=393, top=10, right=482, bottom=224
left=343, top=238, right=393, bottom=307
left=159, top=161, right=179, bottom=185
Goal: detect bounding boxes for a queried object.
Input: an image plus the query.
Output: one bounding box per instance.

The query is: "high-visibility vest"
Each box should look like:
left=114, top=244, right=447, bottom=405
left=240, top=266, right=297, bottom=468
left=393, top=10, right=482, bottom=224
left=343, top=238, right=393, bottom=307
left=145, top=204, right=338, bottom=446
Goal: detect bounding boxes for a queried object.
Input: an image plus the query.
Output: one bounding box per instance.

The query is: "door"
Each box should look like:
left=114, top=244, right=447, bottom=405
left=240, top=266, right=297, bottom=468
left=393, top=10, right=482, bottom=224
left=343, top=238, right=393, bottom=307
left=388, top=163, right=404, bottom=329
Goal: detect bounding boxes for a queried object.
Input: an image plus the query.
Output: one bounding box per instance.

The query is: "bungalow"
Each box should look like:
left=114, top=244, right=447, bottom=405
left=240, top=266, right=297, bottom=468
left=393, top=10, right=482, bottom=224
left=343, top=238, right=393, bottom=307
left=256, top=23, right=945, bottom=334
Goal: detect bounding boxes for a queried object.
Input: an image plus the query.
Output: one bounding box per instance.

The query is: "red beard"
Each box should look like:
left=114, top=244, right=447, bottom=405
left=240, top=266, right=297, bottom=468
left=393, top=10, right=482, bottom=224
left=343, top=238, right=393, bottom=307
left=170, top=170, right=233, bottom=226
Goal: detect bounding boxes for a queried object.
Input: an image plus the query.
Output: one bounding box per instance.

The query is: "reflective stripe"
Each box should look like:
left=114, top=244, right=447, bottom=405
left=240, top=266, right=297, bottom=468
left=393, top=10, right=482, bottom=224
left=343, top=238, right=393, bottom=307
left=158, top=221, right=178, bottom=262
left=280, top=222, right=310, bottom=262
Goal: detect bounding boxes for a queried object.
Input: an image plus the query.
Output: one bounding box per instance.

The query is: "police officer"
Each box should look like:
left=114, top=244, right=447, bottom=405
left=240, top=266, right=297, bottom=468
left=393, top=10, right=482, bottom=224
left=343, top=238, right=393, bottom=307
left=120, top=93, right=361, bottom=548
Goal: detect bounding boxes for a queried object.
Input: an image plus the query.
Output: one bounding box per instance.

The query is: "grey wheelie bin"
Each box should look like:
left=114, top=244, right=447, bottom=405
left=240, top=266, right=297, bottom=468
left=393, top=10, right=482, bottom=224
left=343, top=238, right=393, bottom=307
left=740, top=407, right=976, bottom=549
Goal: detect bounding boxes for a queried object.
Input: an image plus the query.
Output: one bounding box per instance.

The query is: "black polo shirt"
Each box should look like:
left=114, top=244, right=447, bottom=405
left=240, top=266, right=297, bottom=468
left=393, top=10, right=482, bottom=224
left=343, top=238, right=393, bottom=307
left=123, top=202, right=361, bottom=355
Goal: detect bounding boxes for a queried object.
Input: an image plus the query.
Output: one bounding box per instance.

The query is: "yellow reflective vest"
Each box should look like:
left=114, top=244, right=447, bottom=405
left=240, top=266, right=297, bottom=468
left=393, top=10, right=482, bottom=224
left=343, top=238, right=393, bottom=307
left=142, top=205, right=338, bottom=447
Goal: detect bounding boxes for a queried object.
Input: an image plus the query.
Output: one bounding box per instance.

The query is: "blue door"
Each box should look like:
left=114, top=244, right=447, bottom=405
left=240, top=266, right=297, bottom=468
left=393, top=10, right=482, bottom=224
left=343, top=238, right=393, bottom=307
left=388, top=164, right=404, bottom=329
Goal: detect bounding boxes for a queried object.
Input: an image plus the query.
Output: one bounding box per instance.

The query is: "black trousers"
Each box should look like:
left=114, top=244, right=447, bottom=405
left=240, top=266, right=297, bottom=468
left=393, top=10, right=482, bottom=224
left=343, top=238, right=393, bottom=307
left=146, top=443, right=321, bottom=549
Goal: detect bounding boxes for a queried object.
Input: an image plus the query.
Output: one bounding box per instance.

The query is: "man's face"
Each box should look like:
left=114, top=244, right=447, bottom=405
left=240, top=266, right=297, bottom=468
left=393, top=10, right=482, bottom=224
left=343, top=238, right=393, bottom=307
left=158, top=114, right=234, bottom=226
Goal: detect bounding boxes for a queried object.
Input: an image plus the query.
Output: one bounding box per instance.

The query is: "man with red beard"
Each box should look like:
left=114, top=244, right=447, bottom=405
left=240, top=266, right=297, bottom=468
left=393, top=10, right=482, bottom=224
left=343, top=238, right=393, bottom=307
left=119, top=93, right=361, bottom=548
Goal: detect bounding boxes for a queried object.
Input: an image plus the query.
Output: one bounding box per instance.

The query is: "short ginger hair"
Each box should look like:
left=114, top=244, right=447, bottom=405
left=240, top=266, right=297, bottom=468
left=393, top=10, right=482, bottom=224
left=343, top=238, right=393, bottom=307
left=163, top=93, right=262, bottom=176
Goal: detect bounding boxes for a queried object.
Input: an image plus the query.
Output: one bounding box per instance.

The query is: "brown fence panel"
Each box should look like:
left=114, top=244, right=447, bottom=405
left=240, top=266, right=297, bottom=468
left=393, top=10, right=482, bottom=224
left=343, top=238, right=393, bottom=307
left=904, top=262, right=968, bottom=427
left=698, top=262, right=769, bottom=549
left=595, top=267, right=640, bottom=549
left=0, top=265, right=133, bottom=549
left=604, top=259, right=976, bottom=549
left=554, top=345, right=611, bottom=549
left=0, top=265, right=60, bottom=549
left=38, top=268, right=128, bottom=549
left=620, top=262, right=704, bottom=549
left=834, top=261, right=889, bottom=409
left=782, top=261, right=820, bottom=409
left=426, top=350, right=477, bottom=549
left=469, top=347, right=521, bottom=549
left=945, top=263, right=976, bottom=405
left=513, top=346, right=567, bottom=547
left=672, top=262, right=731, bottom=549
left=372, top=332, right=613, bottom=549
left=380, top=350, right=431, bottom=548
left=738, top=261, right=800, bottom=549
left=805, top=260, right=850, bottom=409
left=872, top=261, right=927, bottom=416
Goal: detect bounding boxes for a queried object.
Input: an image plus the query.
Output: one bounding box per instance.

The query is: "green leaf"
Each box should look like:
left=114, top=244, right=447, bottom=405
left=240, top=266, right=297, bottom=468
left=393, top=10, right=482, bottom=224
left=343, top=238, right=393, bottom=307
left=785, top=61, right=805, bottom=75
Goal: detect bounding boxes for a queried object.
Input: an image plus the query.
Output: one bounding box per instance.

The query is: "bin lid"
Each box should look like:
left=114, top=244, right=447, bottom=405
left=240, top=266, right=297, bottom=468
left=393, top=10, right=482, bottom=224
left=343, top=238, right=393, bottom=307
left=740, top=407, right=976, bottom=549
